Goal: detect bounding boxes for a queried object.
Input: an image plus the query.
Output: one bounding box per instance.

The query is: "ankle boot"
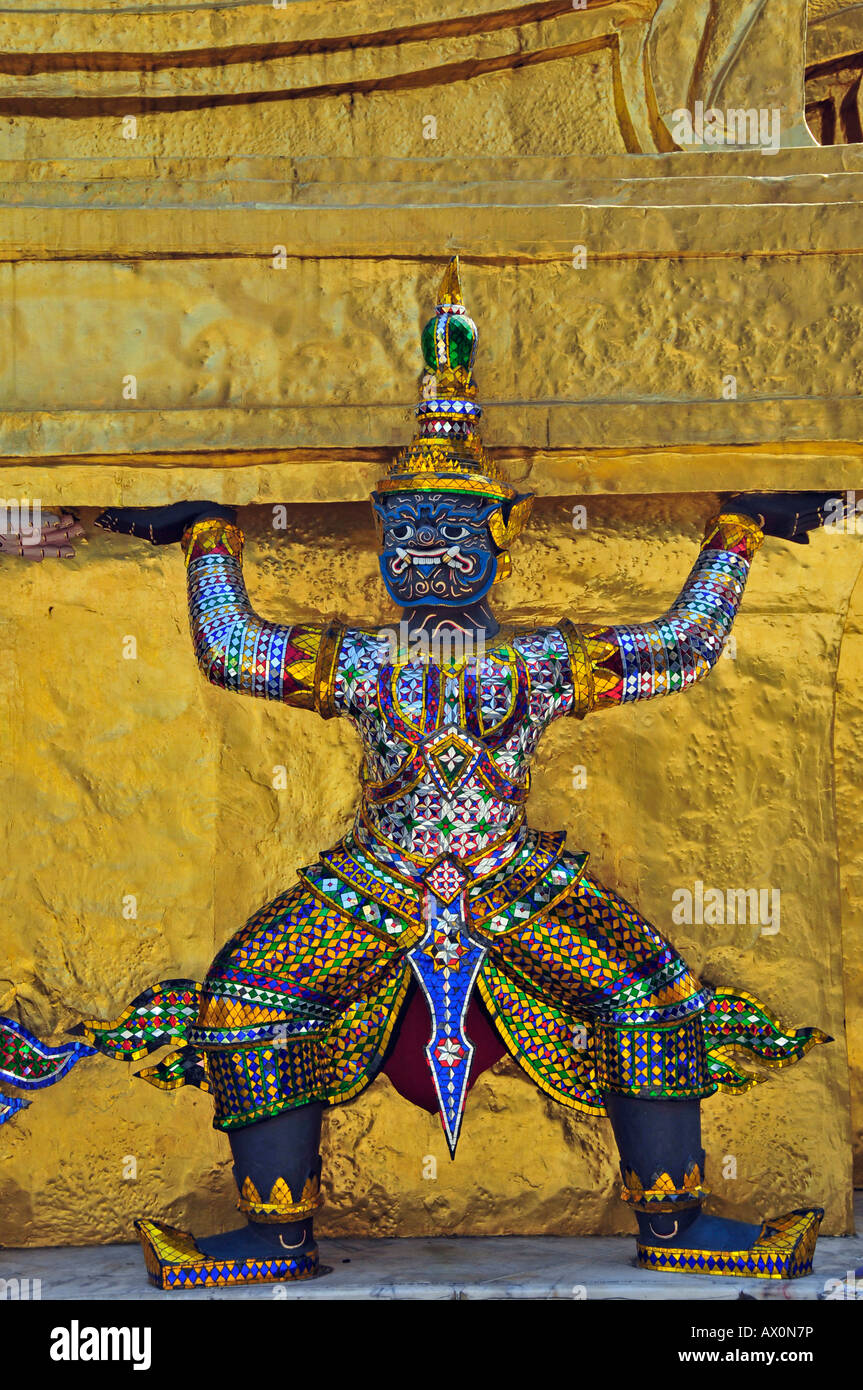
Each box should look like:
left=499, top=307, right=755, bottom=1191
left=136, top=1105, right=326, bottom=1289
left=605, top=1093, right=824, bottom=1279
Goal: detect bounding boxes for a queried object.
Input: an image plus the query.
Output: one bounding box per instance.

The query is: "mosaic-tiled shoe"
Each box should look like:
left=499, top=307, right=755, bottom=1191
left=135, top=1218, right=320, bottom=1290
left=608, top=1094, right=825, bottom=1281
left=636, top=1207, right=824, bottom=1279
left=621, top=1157, right=825, bottom=1280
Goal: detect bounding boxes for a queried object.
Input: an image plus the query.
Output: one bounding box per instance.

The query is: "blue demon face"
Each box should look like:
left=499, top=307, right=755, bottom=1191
left=372, top=491, right=500, bottom=608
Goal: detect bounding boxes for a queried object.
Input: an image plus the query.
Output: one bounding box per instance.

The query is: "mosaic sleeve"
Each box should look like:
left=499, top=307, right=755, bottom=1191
left=560, top=512, right=764, bottom=714
left=182, top=518, right=343, bottom=715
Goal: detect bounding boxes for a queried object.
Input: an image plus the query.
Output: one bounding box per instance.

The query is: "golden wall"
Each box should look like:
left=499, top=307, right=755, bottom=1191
left=1, top=495, right=858, bottom=1243
left=1, top=1, right=861, bottom=1244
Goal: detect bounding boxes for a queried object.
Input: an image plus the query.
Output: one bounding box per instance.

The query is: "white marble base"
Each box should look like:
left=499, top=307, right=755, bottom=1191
left=2, top=1199, right=861, bottom=1301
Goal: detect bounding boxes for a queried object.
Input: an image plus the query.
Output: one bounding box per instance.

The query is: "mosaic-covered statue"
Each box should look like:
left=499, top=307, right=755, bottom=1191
left=1, top=261, right=838, bottom=1288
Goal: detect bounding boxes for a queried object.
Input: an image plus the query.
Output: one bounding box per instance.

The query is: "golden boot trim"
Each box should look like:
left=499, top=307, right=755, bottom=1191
left=620, top=1159, right=708, bottom=1213
left=238, top=1172, right=323, bottom=1222
left=135, top=1219, right=319, bottom=1289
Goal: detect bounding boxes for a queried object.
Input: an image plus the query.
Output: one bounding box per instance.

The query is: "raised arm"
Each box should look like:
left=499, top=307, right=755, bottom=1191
left=95, top=502, right=343, bottom=715
left=183, top=515, right=342, bottom=712
left=561, top=511, right=763, bottom=715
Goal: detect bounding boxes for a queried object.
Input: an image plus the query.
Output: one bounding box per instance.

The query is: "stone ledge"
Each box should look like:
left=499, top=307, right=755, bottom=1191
left=2, top=145, right=863, bottom=201
left=3, top=189, right=863, bottom=260
left=2, top=430, right=863, bottom=505
left=3, top=1201, right=861, bottom=1300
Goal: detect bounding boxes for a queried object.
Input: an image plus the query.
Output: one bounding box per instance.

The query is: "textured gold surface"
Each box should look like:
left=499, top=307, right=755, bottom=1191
left=835, top=561, right=863, bottom=1184
left=0, top=0, right=858, bottom=1247
left=3, top=193, right=863, bottom=464
left=0, top=499, right=857, bottom=1243
left=0, top=0, right=816, bottom=155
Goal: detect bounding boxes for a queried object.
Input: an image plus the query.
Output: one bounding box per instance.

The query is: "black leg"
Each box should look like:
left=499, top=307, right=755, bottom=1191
left=196, top=1102, right=323, bottom=1261
left=603, top=1092, right=768, bottom=1256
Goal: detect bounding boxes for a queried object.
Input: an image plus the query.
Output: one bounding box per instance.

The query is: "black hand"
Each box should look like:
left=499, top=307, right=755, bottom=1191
left=726, top=491, right=847, bottom=545
left=95, top=501, right=236, bottom=546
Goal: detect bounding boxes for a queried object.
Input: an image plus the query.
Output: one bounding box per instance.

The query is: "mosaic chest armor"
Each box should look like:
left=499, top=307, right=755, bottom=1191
left=329, top=627, right=579, bottom=1144
left=338, top=627, right=572, bottom=861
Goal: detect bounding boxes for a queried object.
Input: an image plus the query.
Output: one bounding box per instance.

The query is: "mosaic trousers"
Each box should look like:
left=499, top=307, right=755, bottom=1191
left=195, top=870, right=714, bottom=1130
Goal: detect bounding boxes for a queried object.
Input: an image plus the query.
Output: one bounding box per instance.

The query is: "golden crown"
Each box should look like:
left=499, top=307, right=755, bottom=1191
left=377, top=257, right=516, bottom=504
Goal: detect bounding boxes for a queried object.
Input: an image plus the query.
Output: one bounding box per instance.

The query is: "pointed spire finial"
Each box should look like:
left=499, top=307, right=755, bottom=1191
left=437, top=255, right=464, bottom=308
left=375, top=256, right=528, bottom=510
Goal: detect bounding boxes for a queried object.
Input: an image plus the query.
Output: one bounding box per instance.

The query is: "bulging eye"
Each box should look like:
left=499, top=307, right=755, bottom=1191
left=388, top=523, right=414, bottom=543
left=440, top=524, right=471, bottom=542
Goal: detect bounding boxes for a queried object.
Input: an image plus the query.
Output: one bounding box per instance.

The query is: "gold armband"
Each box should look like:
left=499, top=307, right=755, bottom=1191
left=313, top=621, right=346, bottom=720
left=701, top=512, right=764, bottom=559
left=559, top=618, right=595, bottom=719
left=181, top=517, right=244, bottom=565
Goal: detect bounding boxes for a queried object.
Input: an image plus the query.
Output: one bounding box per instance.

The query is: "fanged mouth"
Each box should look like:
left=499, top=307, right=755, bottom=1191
left=391, top=546, right=473, bottom=576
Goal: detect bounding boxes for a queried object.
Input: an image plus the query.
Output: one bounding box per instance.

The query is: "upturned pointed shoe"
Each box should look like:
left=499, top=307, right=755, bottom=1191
left=135, top=1218, right=320, bottom=1290
left=636, top=1207, right=824, bottom=1279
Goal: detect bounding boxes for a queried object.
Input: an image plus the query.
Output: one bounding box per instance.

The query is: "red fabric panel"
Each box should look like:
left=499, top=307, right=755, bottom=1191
left=382, top=986, right=506, bottom=1114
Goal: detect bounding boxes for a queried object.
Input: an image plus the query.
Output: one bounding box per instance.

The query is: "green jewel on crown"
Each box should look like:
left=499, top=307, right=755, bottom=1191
left=378, top=256, right=512, bottom=501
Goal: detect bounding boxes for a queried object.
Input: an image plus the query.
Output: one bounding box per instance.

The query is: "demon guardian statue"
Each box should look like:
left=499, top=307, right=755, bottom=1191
left=0, top=261, right=833, bottom=1287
